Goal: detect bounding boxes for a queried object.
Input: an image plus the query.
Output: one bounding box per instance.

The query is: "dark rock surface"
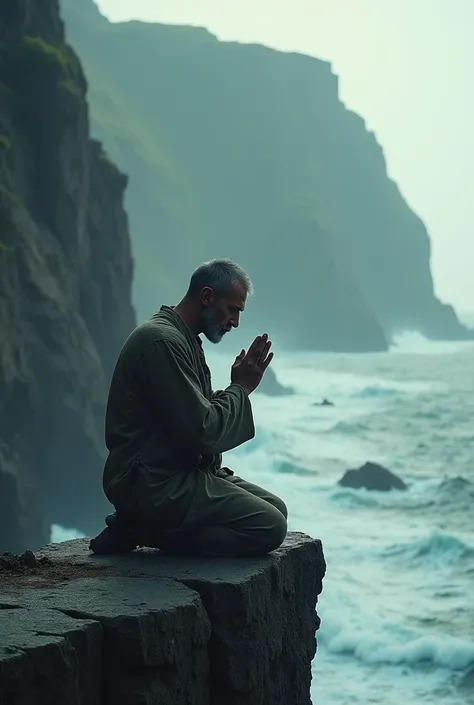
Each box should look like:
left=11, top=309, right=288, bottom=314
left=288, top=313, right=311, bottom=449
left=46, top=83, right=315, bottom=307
left=0, top=532, right=325, bottom=705
left=313, top=398, right=334, bottom=407
left=0, top=0, right=135, bottom=551
left=0, top=607, right=102, bottom=705
left=338, top=461, right=407, bottom=491
left=258, top=367, right=294, bottom=397
left=10, top=577, right=211, bottom=705
left=0, top=550, right=50, bottom=574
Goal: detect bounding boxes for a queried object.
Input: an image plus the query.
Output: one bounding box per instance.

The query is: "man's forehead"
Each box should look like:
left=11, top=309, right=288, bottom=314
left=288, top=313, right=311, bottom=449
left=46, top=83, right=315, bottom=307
left=228, top=280, right=247, bottom=308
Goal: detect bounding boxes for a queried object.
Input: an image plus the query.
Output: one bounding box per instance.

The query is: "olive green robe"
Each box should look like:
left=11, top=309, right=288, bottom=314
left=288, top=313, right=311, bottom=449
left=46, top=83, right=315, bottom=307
left=102, top=306, right=287, bottom=556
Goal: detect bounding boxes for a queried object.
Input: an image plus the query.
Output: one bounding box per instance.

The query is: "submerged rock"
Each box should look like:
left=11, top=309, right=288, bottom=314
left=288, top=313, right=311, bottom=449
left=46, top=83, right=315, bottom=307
left=313, top=398, right=334, bottom=407
left=338, top=462, right=407, bottom=491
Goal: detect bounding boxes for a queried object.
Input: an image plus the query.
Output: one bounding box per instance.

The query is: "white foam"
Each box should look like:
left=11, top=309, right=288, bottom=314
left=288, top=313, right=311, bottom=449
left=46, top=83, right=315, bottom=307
left=391, top=331, right=474, bottom=356
left=50, top=524, right=86, bottom=543
left=321, top=615, right=474, bottom=671
left=382, top=531, right=474, bottom=569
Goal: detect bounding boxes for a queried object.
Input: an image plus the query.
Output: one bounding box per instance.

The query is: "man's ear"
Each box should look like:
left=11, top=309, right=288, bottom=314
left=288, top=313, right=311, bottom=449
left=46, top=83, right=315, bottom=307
left=200, top=286, right=215, bottom=307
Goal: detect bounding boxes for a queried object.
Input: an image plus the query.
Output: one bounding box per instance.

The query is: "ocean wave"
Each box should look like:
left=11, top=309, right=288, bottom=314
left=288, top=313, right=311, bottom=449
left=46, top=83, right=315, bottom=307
left=229, top=426, right=283, bottom=456
left=352, top=386, right=398, bottom=399
left=329, top=489, right=381, bottom=509
left=437, top=476, right=474, bottom=498
left=390, top=331, right=473, bottom=356
left=327, top=475, right=474, bottom=516
left=320, top=618, right=474, bottom=671
left=274, top=460, right=317, bottom=477
left=50, top=524, right=85, bottom=543
left=326, top=420, right=371, bottom=436
left=416, top=476, right=474, bottom=519
left=328, top=482, right=457, bottom=513
left=382, top=531, right=474, bottom=568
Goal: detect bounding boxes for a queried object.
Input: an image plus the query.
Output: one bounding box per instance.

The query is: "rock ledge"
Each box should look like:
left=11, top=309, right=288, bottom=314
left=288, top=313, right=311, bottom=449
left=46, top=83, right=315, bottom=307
left=0, top=531, right=325, bottom=705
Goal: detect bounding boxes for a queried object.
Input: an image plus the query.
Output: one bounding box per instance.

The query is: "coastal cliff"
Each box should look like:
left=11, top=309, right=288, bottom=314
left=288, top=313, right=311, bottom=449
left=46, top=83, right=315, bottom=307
left=0, top=533, right=326, bottom=705
left=0, top=0, right=135, bottom=552
left=60, top=0, right=470, bottom=352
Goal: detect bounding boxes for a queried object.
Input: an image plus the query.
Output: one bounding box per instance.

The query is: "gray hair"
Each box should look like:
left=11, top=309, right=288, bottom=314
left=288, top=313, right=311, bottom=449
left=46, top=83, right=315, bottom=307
left=187, top=258, right=254, bottom=297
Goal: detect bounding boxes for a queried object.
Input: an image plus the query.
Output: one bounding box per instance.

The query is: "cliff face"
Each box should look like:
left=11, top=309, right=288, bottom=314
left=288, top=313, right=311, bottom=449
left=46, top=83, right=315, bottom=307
left=59, top=0, right=470, bottom=352
left=311, top=106, right=468, bottom=342
left=0, top=0, right=135, bottom=552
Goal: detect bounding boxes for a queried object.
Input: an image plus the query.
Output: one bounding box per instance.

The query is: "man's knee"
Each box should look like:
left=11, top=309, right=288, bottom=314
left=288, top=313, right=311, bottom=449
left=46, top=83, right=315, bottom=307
left=272, top=495, right=288, bottom=520
left=270, top=511, right=288, bottom=550
left=256, top=506, right=288, bottom=555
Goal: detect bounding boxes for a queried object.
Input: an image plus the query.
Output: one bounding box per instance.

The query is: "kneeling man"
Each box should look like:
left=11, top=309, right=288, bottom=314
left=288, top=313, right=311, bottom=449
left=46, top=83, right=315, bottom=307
left=90, top=258, right=288, bottom=557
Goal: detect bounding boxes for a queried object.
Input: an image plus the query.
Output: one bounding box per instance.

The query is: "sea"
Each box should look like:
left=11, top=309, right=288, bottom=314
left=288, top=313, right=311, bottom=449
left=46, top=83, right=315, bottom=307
left=53, top=330, right=474, bottom=705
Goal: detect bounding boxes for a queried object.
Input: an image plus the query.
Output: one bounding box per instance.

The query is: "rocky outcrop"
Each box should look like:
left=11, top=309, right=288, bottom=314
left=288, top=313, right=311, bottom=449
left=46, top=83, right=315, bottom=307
left=258, top=367, right=294, bottom=397
left=338, top=462, right=407, bottom=491
left=0, top=532, right=326, bottom=705
left=59, top=0, right=471, bottom=352
left=0, top=1, right=135, bottom=552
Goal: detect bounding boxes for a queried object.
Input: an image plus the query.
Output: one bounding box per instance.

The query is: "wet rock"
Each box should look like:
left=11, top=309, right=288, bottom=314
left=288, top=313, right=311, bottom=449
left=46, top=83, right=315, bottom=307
left=259, top=368, right=294, bottom=396
left=338, top=462, right=407, bottom=491
left=313, top=398, right=334, bottom=407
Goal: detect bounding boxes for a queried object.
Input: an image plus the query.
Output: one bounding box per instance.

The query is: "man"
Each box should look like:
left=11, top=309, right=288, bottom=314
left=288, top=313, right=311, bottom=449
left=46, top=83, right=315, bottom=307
left=90, top=258, right=288, bottom=557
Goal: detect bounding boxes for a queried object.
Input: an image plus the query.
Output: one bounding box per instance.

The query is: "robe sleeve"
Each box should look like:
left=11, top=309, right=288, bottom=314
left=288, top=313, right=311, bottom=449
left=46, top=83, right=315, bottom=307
left=139, top=339, right=255, bottom=454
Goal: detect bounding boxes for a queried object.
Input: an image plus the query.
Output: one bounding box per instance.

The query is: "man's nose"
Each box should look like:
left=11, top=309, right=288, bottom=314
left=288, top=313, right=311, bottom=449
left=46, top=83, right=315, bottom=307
left=230, top=314, right=240, bottom=328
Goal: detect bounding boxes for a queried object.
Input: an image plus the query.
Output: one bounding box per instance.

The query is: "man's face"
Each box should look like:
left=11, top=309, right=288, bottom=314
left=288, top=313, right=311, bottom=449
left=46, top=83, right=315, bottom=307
left=200, top=281, right=247, bottom=344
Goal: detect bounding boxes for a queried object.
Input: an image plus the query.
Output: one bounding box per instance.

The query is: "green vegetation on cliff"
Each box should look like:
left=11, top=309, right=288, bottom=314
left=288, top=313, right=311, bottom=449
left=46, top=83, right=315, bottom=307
left=0, top=36, right=80, bottom=97
left=0, top=0, right=135, bottom=550
left=59, top=0, right=470, bottom=351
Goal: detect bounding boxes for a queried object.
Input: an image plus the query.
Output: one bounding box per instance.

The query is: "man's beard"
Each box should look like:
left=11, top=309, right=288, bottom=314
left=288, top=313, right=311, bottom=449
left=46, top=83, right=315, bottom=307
left=201, top=305, right=231, bottom=344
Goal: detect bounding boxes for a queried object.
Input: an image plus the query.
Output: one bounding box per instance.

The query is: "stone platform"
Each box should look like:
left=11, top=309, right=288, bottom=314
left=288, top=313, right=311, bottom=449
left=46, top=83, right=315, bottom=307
left=0, top=532, right=325, bottom=705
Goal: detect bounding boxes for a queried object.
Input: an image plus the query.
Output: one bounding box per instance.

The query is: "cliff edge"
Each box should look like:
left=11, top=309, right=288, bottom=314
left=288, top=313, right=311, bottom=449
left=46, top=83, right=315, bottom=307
left=0, top=0, right=135, bottom=552
left=0, top=532, right=326, bottom=705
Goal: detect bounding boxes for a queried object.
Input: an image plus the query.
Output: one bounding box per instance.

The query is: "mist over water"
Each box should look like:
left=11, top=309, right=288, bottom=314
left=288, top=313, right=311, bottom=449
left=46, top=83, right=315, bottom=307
left=54, top=333, right=474, bottom=704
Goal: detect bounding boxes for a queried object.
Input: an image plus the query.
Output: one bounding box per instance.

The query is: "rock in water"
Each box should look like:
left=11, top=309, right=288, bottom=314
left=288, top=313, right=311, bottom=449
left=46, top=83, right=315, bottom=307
left=258, top=367, right=294, bottom=396
left=313, top=398, right=334, bottom=407
left=338, top=462, right=407, bottom=491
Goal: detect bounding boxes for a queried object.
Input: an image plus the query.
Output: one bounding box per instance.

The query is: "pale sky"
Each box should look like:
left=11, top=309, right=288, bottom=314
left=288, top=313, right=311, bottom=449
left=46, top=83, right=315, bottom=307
left=97, top=0, right=474, bottom=313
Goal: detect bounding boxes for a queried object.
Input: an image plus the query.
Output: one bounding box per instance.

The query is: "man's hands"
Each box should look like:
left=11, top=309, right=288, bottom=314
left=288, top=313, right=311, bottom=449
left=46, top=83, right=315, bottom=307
left=231, top=334, right=274, bottom=395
